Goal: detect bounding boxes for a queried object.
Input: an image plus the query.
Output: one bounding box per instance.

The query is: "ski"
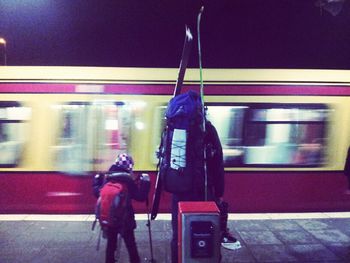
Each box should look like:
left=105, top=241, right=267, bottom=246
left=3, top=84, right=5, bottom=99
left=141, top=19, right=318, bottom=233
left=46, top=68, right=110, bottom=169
left=197, top=6, right=209, bottom=200
left=173, top=25, right=193, bottom=97
left=151, top=25, right=193, bottom=220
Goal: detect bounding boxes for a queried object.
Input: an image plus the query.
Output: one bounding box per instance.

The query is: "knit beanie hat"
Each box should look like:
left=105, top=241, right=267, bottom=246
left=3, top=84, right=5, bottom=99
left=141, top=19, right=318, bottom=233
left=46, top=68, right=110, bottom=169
left=114, top=153, right=134, bottom=172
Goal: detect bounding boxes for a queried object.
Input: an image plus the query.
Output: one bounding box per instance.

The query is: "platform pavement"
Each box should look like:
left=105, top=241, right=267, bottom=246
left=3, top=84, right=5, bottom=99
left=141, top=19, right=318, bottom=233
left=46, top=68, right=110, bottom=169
left=1, top=213, right=350, bottom=263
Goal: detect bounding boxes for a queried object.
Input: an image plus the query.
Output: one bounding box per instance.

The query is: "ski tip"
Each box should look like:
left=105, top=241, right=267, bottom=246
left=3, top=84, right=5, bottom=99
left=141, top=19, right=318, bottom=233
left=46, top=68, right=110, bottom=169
left=185, top=26, right=193, bottom=40
left=200, top=6, right=204, bottom=13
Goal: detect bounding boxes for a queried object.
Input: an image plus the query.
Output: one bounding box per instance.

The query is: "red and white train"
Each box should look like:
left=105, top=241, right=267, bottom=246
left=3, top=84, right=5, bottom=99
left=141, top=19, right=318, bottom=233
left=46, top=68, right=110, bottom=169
left=1, top=66, right=350, bottom=214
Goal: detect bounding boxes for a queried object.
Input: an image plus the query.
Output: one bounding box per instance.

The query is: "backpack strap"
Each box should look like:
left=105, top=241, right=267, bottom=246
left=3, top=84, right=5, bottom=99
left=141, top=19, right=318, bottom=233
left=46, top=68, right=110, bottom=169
left=105, top=172, right=134, bottom=186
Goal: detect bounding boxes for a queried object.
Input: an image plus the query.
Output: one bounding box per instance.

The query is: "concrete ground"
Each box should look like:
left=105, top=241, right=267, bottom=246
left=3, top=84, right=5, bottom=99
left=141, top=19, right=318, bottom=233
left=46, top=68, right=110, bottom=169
left=1, top=213, right=350, bottom=262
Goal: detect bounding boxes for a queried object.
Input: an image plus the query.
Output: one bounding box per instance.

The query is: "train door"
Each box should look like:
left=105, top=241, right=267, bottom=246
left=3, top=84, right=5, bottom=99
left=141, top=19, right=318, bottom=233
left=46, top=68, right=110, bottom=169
left=53, top=101, right=132, bottom=174
left=91, top=101, right=131, bottom=172
left=53, top=102, right=93, bottom=174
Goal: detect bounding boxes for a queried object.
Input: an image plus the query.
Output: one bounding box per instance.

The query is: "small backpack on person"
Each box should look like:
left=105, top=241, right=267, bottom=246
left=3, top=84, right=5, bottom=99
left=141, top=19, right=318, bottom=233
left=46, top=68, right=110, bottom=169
left=92, top=177, right=129, bottom=251
left=93, top=177, right=129, bottom=235
left=158, top=90, right=205, bottom=194
left=99, top=180, right=128, bottom=230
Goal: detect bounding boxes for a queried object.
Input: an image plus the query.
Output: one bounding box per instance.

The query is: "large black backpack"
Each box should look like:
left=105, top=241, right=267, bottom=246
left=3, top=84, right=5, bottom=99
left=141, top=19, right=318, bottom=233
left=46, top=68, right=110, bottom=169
left=158, top=90, right=205, bottom=194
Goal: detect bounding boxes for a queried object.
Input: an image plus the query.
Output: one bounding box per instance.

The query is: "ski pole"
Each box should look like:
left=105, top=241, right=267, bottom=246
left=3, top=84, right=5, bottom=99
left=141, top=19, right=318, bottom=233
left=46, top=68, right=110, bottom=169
left=146, top=198, right=156, bottom=262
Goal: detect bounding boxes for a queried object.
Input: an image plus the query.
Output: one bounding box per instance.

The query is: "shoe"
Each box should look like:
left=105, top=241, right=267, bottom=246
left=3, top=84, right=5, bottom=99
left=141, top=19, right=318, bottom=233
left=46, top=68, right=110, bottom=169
left=221, top=232, right=242, bottom=250
left=221, top=238, right=242, bottom=250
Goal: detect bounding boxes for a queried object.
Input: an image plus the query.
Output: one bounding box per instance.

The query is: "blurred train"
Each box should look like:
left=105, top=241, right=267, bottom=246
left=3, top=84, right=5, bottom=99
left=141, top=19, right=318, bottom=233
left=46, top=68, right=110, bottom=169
left=1, top=66, right=350, bottom=214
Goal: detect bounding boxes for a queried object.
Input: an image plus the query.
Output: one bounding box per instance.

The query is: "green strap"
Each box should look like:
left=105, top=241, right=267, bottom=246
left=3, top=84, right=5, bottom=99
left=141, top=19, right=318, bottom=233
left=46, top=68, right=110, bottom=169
left=197, top=6, right=208, bottom=201
left=197, top=6, right=205, bottom=107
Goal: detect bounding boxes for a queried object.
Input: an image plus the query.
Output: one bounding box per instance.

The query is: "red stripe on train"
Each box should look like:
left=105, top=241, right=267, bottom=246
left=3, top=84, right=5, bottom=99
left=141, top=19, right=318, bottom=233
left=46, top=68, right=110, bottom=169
left=1, top=83, right=350, bottom=96
left=1, top=171, right=350, bottom=213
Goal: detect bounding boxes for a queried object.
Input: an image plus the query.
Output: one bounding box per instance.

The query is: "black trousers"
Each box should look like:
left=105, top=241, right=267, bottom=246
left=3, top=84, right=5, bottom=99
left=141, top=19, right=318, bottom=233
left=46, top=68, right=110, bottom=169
left=106, top=227, right=140, bottom=263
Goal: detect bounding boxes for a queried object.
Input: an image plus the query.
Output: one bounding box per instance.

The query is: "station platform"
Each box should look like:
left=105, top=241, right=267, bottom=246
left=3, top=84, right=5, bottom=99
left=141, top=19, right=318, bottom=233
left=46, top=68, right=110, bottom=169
left=1, top=212, right=350, bottom=263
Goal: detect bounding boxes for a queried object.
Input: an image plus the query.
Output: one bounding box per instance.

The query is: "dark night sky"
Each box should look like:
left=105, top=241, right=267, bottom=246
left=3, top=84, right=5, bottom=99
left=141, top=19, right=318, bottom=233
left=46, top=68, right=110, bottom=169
left=0, top=0, right=350, bottom=69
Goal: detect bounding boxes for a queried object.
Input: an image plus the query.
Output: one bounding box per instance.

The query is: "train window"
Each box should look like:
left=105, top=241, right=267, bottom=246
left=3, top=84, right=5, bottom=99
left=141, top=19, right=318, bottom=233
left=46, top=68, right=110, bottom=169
left=152, top=105, right=167, bottom=164
left=244, top=105, right=329, bottom=167
left=153, top=103, right=329, bottom=168
left=0, top=102, right=31, bottom=167
left=53, top=101, right=132, bottom=174
left=206, top=106, right=247, bottom=166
